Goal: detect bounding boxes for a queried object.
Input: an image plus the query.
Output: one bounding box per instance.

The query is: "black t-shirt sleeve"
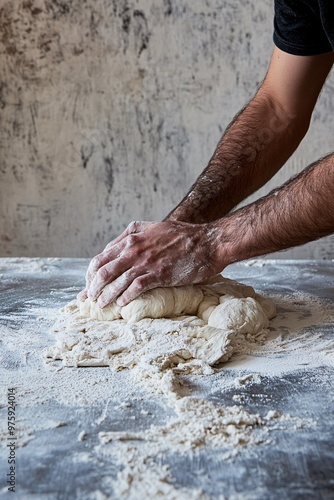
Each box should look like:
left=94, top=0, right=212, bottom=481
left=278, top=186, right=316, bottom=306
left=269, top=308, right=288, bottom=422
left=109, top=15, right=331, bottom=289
left=273, top=0, right=332, bottom=56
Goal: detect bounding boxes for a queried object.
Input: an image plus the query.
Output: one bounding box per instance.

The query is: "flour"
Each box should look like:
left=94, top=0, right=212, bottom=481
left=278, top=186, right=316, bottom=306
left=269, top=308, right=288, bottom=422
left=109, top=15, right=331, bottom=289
left=46, top=275, right=276, bottom=383
left=95, top=394, right=314, bottom=499
left=42, top=274, right=322, bottom=498
left=99, top=397, right=263, bottom=451
left=45, top=276, right=279, bottom=414
left=2, top=258, right=333, bottom=499
left=99, top=448, right=211, bottom=500
left=0, top=257, right=61, bottom=274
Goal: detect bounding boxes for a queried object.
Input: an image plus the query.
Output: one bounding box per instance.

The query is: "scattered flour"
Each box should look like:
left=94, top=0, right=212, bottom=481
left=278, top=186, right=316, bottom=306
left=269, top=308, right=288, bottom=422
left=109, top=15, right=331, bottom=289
left=95, top=396, right=314, bottom=499
left=46, top=275, right=276, bottom=383
left=41, top=275, right=327, bottom=498
left=0, top=257, right=61, bottom=274
left=2, top=259, right=333, bottom=499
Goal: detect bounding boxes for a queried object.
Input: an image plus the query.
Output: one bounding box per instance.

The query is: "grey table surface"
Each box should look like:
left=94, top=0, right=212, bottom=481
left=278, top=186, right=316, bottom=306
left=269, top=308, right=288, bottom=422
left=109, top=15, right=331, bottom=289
left=0, top=258, right=333, bottom=500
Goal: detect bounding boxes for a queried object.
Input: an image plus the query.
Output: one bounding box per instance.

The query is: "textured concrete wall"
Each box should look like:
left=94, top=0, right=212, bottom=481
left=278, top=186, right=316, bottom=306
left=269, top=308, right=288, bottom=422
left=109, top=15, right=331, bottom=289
left=0, top=0, right=333, bottom=258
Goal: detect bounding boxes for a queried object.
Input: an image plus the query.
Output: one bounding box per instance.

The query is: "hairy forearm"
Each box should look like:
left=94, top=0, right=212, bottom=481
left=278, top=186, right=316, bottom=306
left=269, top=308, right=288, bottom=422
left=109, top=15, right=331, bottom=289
left=166, top=86, right=310, bottom=223
left=83, top=151, right=334, bottom=307
left=214, top=153, right=334, bottom=264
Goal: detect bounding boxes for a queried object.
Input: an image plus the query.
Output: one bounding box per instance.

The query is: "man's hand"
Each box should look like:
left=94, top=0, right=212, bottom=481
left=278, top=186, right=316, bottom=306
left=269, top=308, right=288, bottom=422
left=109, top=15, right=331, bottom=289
left=78, top=220, right=224, bottom=308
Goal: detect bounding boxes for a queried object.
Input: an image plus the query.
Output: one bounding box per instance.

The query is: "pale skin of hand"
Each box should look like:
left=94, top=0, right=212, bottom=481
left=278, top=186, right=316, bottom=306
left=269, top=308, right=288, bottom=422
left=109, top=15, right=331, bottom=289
left=78, top=47, right=334, bottom=307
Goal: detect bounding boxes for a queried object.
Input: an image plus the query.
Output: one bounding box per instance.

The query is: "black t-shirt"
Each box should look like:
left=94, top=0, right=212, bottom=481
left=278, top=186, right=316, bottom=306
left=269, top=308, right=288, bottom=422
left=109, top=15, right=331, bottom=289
left=274, top=0, right=334, bottom=55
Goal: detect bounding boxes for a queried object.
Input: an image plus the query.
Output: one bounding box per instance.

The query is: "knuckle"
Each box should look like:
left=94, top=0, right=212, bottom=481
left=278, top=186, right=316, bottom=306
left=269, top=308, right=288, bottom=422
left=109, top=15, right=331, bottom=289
left=133, top=275, right=150, bottom=292
left=128, top=220, right=139, bottom=232
left=126, top=234, right=138, bottom=247
left=90, top=255, right=102, bottom=271
left=96, top=266, right=110, bottom=283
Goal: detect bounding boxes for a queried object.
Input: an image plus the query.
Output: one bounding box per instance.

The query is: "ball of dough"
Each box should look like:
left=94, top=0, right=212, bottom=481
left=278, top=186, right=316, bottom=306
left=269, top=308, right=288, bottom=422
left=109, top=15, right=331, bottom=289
left=208, top=296, right=269, bottom=335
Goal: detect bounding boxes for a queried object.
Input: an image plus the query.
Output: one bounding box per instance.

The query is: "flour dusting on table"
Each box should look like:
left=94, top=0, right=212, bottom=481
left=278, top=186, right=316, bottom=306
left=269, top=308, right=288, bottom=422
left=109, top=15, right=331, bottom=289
left=1, top=258, right=333, bottom=499
left=41, top=274, right=331, bottom=498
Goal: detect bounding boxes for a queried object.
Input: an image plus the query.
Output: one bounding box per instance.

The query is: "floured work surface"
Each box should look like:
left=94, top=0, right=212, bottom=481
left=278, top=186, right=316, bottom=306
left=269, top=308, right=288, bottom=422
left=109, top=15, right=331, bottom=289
left=0, top=258, right=333, bottom=499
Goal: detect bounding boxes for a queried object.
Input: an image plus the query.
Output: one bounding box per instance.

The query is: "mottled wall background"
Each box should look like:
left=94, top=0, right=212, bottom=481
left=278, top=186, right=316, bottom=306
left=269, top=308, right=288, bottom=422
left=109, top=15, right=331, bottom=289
left=0, top=0, right=333, bottom=258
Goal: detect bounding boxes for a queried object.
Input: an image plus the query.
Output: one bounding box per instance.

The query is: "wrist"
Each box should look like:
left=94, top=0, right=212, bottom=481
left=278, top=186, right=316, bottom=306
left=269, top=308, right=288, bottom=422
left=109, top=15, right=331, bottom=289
left=205, top=219, right=237, bottom=271
left=208, top=210, right=261, bottom=269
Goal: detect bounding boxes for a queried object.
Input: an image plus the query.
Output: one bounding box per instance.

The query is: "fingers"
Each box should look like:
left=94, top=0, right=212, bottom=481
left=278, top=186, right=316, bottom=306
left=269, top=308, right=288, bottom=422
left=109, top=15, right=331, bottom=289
left=77, top=289, right=88, bottom=301
left=85, top=221, right=153, bottom=290
left=96, top=270, right=137, bottom=308
left=88, top=241, right=152, bottom=305
left=85, top=240, right=125, bottom=290
left=85, top=249, right=115, bottom=288
left=87, top=256, right=127, bottom=302
left=116, top=274, right=155, bottom=306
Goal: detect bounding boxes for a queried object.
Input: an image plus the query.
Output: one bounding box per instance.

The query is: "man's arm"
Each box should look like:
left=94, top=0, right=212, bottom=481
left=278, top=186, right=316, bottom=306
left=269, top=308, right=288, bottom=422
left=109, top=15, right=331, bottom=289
left=213, top=152, right=334, bottom=265
left=83, top=149, right=334, bottom=307
left=81, top=48, right=334, bottom=307
left=167, top=47, right=333, bottom=223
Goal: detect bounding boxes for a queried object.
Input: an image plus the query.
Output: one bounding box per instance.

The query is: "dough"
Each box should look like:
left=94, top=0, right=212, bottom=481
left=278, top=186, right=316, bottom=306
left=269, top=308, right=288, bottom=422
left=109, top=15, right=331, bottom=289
left=208, top=296, right=269, bottom=334
left=78, top=276, right=275, bottom=328
left=47, top=275, right=276, bottom=384
left=120, top=285, right=204, bottom=323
